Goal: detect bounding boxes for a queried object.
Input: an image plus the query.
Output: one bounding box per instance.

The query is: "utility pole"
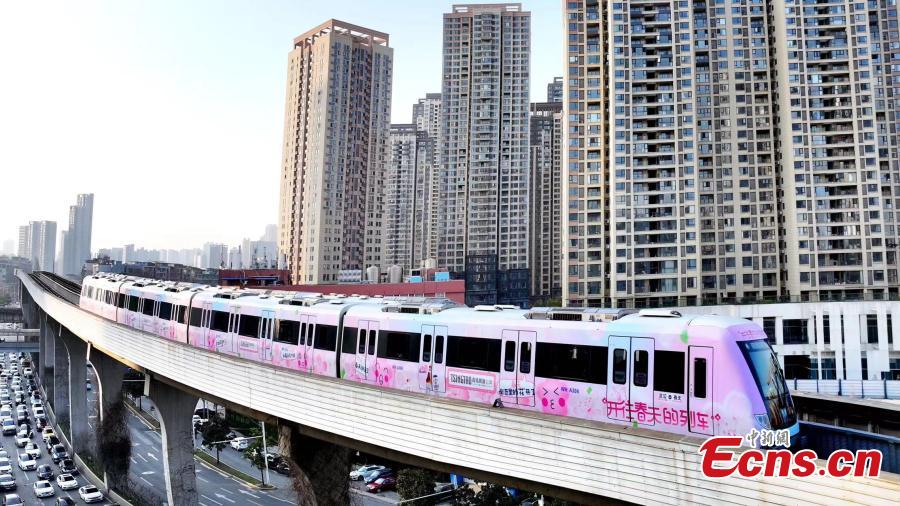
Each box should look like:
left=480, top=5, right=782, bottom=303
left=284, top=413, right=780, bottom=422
left=260, top=421, right=270, bottom=486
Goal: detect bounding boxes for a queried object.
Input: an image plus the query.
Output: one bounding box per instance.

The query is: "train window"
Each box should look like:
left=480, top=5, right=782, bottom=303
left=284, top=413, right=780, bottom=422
left=116, top=294, right=127, bottom=309
left=299, top=323, right=307, bottom=345
left=520, top=342, right=532, bottom=374
left=612, top=349, right=627, bottom=385
left=377, top=331, right=420, bottom=362
left=634, top=350, right=648, bottom=387
left=446, top=336, right=501, bottom=372
left=127, top=296, right=138, bottom=312
left=159, top=302, right=172, bottom=321
left=275, top=320, right=300, bottom=345
left=358, top=329, right=365, bottom=354
left=654, top=350, right=685, bottom=394
left=367, top=330, right=376, bottom=355
left=341, top=327, right=357, bottom=353
left=314, top=325, right=337, bottom=351
left=422, top=335, right=432, bottom=362
left=210, top=311, right=229, bottom=332
left=238, top=315, right=260, bottom=338
left=504, top=341, right=516, bottom=372
left=141, top=299, right=156, bottom=316
left=535, top=343, right=607, bottom=384
left=189, top=308, right=203, bottom=327
left=434, top=336, right=444, bottom=364
left=174, top=305, right=186, bottom=323
left=694, top=358, right=707, bottom=399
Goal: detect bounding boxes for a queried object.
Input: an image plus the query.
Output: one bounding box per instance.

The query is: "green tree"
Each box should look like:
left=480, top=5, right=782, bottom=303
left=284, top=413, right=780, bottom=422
left=200, top=414, right=231, bottom=464
left=454, top=482, right=517, bottom=506
left=397, top=468, right=437, bottom=502
left=241, top=424, right=278, bottom=485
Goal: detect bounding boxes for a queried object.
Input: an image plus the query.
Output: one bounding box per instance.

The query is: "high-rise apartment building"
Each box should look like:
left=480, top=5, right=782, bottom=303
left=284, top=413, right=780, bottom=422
left=529, top=101, right=563, bottom=300
left=384, top=124, right=418, bottom=272
left=60, top=193, right=94, bottom=276
left=772, top=1, right=900, bottom=301
left=440, top=3, right=531, bottom=274
left=563, top=0, right=899, bottom=307
left=547, top=76, right=563, bottom=103
left=23, top=221, right=56, bottom=272
left=17, top=226, right=29, bottom=259
left=278, top=20, right=393, bottom=284
left=412, top=93, right=443, bottom=267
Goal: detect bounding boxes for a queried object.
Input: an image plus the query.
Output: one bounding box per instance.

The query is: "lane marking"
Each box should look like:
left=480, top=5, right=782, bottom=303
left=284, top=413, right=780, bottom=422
left=140, top=476, right=153, bottom=486
left=214, top=492, right=237, bottom=504
left=147, top=452, right=159, bottom=461
left=201, top=495, right=223, bottom=505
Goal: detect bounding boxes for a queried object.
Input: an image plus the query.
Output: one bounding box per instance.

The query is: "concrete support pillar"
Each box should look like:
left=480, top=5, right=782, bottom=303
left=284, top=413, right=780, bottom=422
left=279, top=423, right=351, bottom=506
left=90, top=350, right=127, bottom=420
left=53, top=328, right=70, bottom=427
left=148, top=378, right=199, bottom=506
left=40, top=314, right=54, bottom=399
left=58, top=328, right=88, bottom=452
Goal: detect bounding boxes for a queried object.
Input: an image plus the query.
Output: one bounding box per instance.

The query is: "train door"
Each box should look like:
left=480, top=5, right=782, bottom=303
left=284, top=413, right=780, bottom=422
left=200, top=302, right=212, bottom=349
left=259, top=310, right=274, bottom=362
left=366, top=321, right=379, bottom=384
left=688, top=346, right=714, bottom=435
left=607, top=336, right=655, bottom=425
left=500, top=330, right=537, bottom=407
left=302, top=316, right=315, bottom=373
left=225, top=308, right=238, bottom=355
left=419, top=325, right=448, bottom=393
left=354, top=320, right=379, bottom=384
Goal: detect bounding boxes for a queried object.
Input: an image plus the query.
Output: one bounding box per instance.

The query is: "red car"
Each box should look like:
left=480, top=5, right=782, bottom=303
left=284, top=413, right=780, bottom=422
left=366, top=476, right=396, bottom=493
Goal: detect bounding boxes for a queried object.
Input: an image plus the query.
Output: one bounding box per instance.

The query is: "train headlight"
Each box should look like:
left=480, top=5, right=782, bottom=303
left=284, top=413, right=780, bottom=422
left=754, top=413, right=770, bottom=430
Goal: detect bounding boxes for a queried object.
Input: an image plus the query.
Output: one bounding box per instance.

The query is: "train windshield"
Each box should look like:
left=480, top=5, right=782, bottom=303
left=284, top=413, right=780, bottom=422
left=737, top=339, right=796, bottom=429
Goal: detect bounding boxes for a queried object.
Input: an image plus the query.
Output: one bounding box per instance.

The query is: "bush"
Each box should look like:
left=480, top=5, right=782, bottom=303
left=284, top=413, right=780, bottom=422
left=397, top=468, right=437, bottom=501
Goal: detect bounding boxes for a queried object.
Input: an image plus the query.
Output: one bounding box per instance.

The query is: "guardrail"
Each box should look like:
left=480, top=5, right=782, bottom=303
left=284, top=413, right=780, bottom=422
left=790, top=379, right=900, bottom=400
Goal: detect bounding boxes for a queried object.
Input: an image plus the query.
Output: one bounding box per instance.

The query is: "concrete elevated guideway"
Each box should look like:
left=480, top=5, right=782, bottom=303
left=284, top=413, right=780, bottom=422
left=18, top=271, right=900, bottom=506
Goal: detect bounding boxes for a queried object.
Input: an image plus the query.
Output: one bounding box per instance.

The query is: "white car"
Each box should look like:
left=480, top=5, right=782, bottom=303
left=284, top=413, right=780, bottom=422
left=30, top=399, right=42, bottom=409
left=78, top=485, right=104, bottom=503
left=16, top=453, right=35, bottom=471
left=23, top=443, right=40, bottom=459
left=41, top=428, right=55, bottom=442
left=0, top=458, right=11, bottom=474
left=32, top=407, right=45, bottom=418
left=350, top=464, right=384, bottom=481
left=22, top=368, right=32, bottom=379
left=32, top=480, right=54, bottom=498
left=14, top=436, right=28, bottom=448
left=230, top=437, right=249, bottom=451
left=56, top=473, right=78, bottom=491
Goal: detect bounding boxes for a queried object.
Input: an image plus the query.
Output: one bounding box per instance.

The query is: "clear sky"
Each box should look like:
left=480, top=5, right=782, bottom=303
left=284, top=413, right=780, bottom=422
left=0, top=1, right=563, bottom=252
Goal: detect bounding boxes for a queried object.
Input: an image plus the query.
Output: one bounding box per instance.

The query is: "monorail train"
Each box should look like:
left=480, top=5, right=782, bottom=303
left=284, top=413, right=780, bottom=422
left=79, top=273, right=799, bottom=440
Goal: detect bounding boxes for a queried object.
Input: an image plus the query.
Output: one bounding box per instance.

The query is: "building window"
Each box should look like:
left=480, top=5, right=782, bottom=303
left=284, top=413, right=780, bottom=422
left=888, top=315, right=894, bottom=345
left=820, top=358, right=837, bottom=380
left=782, top=319, right=808, bottom=345
left=867, top=315, right=878, bottom=344
left=822, top=315, right=831, bottom=345
left=784, top=355, right=811, bottom=380
left=763, top=317, right=776, bottom=344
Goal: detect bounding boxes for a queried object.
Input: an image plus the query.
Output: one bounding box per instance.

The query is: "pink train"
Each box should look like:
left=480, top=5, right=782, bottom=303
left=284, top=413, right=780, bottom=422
left=79, top=273, right=799, bottom=441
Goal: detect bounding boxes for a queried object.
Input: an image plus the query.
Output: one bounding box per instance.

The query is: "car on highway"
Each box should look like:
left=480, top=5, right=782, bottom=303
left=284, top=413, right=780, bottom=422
left=32, top=480, right=54, bottom=499
left=28, top=398, right=40, bottom=409
left=58, top=459, right=77, bottom=475
left=78, top=485, right=104, bottom=503
left=363, top=468, right=394, bottom=484
left=13, top=435, right=28, bottom=449
left=23, top=443, right=40, bottom=460
left=32, top=407, right=45, bottom=419
left=44, top=436, right=60, bottom=452
left=35, top=417, right=48, bottom=430
left=12, top=395, right=23, bottom=407
left=36, top=464, right=53, bottom=480
left=2, top=493, right=23, bottom=506
left=16, top=453, right=35, bottom=471
left=55, top=497, right=76, bottom=506
left=367, top=476, right=397, bottom=494
left=0, top=451, right=7, bottom=461
left=0, top=459, right=11, bottom=474
left=55, top=474, right=78, bottom=491
left=50, top=445, right=68, bottom=464
left=230, top=437, right=249, bottom=451
left=41, top=427, right=55, bottom=442
left=1, top=419, right=15, bottom=436
left=0, top=474, right=14, bottom=492
left=350, top=465, right=384, bottom=481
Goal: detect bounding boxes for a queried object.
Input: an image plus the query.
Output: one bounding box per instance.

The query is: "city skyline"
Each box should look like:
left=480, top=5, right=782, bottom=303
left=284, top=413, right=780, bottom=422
left=0, top=1, right=563, bottom=251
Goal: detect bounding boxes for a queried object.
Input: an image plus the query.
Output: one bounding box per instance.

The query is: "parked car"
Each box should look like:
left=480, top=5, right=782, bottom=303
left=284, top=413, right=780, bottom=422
left=363, top=468, right=394, bottom=484
left=16, top=453, right=35, bottom=471
left=55, top=474, right=78, bottom=491
left=58, top=459, right=77, bottom=475
left=0, top=474, right=14, bottom=492
left=32, top=480, right=54, bottom=499
left=229, top=437, right=249, bottom=451
left=273, top=461, right=290, bottom=475
left=367, top=476, right=397, bottom=493
left=36, top=464, right=53, bottom=480
left=50, top=445, right=68, bottom=464
left=350, top=465, right=384, bottom=481
left=78, top=485, right=103, bottom=503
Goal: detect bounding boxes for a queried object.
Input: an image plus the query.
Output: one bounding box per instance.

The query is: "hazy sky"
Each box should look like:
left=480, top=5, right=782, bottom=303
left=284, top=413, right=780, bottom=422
left=0, top=1, right=563, bottom=252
